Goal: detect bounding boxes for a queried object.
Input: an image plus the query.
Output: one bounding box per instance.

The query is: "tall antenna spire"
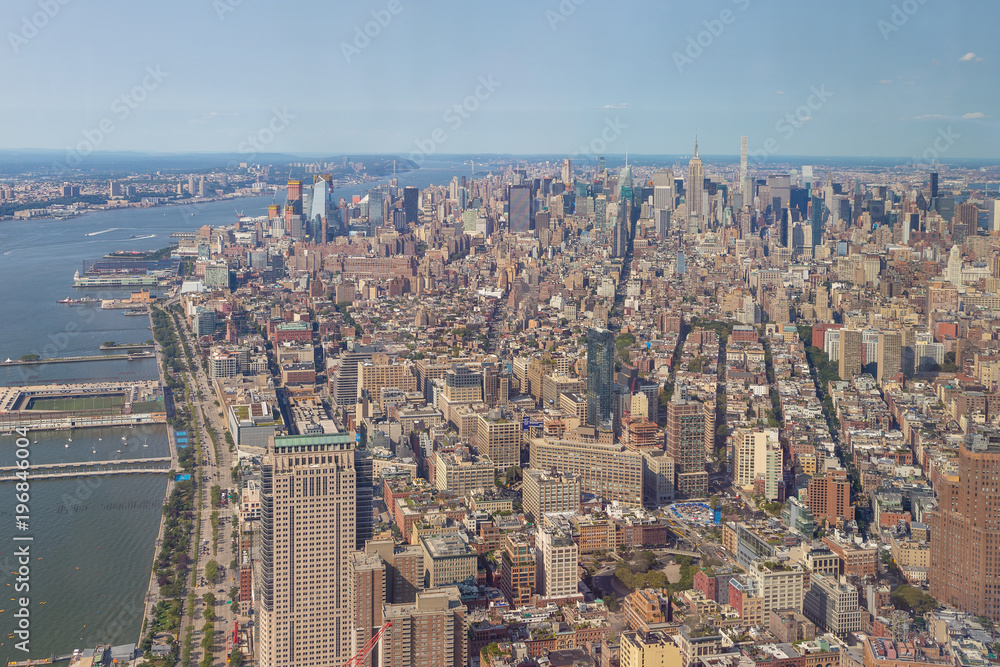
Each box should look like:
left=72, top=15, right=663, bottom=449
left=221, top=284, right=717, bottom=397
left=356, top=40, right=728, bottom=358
left=694, top=134, right=699, bottom=158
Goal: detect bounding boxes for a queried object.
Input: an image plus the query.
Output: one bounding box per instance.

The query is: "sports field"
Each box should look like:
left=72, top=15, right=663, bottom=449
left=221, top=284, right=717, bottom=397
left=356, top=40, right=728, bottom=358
left=25, top=394, right=125, bottom=414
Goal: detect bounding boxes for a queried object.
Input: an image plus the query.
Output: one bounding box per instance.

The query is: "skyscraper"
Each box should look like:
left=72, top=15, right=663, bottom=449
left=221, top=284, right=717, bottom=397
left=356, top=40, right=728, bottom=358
left=929, top=428, right=1000, bottom=621
left=740, top=136, right=748, bottom=195
left=653, top=168, right=675, bottom=210
left=508, top=184, right=533, bottom=232
left=687, top=138, right=704, bottom=230
left=310, top=177, right=330, bottom=243
left=990, top=199, right=1000, bottom=232
left=618, top=163, right=633, bottom=204
left=613, top=201, right=629, bottom=257
left=666, top=397, right=707, bottom=498
left=403, top=186, right=419, bottom=225
left=561, top=158, right=573, bottom=185
left=256, top=433, right=358, bottom=666
left=355, top=448, right=374, bottom=549
left=586, top=328, right=615, bottom=430
left=838, top=329, right=863, bottom=380
left=876, top=331, right=902, bottom=386
left=810, top=194, right=824, bottom=247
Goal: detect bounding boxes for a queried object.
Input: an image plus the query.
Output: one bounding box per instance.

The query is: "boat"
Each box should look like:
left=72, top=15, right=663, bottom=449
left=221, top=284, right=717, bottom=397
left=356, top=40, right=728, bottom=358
left=64, top=444, right=69, bottom=448
left=58, top=297, right=79, bottom=304
left=116, top=449, right=122, bottom=453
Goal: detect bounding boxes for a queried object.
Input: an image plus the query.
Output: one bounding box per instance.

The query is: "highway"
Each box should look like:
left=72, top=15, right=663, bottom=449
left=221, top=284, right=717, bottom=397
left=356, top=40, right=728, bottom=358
left=170, top=302, right=241, bottom=666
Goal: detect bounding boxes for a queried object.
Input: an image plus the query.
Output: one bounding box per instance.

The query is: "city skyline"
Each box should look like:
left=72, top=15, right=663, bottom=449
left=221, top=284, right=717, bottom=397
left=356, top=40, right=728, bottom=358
left=1, top=1, right=999, bottom=159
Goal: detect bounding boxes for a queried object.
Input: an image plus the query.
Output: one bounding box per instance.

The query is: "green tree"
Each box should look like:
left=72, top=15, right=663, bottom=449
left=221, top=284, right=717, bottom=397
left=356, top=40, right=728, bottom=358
left=891, top=585, right=938, bottom=616
left=205, top=560, right=221, bottom=584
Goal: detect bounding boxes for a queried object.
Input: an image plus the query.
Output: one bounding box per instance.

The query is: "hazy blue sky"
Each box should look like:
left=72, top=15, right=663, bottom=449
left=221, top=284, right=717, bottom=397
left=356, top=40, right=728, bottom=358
left=1, top=0, right=998, bottom=159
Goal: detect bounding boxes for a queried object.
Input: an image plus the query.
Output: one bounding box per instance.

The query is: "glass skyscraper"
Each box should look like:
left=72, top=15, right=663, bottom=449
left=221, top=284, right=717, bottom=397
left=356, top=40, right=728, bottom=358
left=586, top=327, right=615, bottom=430
left=810, top=194, right=825, bottom=247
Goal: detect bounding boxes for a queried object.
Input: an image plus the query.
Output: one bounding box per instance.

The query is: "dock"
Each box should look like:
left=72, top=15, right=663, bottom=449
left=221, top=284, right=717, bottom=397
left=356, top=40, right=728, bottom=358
left=0, top=380, right=166, bottom=431
left=98, top=344, right=155, bottom=351
left=0, top=458, right=171, bottom=481
left=0, top=457, right=170, bottom=472
left=2, top=353, right=152, bottom=366
left=7, top=658, right=52, bottom=666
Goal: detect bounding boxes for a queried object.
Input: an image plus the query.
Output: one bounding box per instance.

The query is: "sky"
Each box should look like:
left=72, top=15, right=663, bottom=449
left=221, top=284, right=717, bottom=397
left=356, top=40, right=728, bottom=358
left=0, top=0, right=998, bottom=160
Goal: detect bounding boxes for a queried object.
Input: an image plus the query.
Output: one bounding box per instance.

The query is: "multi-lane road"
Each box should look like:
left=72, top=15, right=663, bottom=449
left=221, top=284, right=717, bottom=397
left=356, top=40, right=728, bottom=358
left=165, top=298, right=242, bottom=665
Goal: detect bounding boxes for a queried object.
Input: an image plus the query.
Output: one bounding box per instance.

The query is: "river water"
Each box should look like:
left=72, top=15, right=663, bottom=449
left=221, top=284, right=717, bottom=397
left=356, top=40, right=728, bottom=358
left=0, top=162, right=471, bottom=662
left=0, top=195, right=270, bottom=662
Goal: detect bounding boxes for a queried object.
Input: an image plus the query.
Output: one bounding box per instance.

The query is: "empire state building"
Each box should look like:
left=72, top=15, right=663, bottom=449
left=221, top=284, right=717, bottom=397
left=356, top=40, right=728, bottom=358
left=687, top=137, right=704, bottom=233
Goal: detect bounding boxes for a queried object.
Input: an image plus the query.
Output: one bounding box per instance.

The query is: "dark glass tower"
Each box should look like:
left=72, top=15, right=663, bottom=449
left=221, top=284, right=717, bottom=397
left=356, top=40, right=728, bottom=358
left=810, top=194, right=824, bottom=247
left=354, top=448, right=373, bottom=550
left=586, top=328, right=615, bottom=430
left=403, top=186, right=419, bottom=224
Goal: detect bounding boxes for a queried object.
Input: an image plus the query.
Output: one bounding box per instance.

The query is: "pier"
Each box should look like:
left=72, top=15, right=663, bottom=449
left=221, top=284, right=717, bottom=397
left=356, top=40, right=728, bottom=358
left=0, top=380, right=165, bottom=431
left=2, top=353, right=152, bottom=366
left=98, top=344, right=155, bottom=350
left=0, top=457, right=171, bottom=481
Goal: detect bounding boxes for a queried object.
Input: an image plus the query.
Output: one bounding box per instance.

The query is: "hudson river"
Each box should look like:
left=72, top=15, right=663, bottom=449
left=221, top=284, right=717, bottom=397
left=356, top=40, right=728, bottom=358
left=0, top=195, right=269, bottom=662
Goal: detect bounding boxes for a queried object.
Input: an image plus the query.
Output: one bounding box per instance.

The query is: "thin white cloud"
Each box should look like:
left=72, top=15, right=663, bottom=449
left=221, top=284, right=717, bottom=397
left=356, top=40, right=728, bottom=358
left=913, top=114, right=949, bottom=120
left=963, top=112, right=989, bottom=119
left=959, top=52, right=983, bottom=62
left=601, top=103, right=628, bottom=109
left=877, top=79, right=892, bottom=85
left=776, top=90, right=785, bottom=95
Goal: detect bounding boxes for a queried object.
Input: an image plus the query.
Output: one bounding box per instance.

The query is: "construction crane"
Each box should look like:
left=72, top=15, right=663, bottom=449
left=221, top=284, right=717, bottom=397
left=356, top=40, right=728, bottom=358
left=340, top=621, right=392, bottom=667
